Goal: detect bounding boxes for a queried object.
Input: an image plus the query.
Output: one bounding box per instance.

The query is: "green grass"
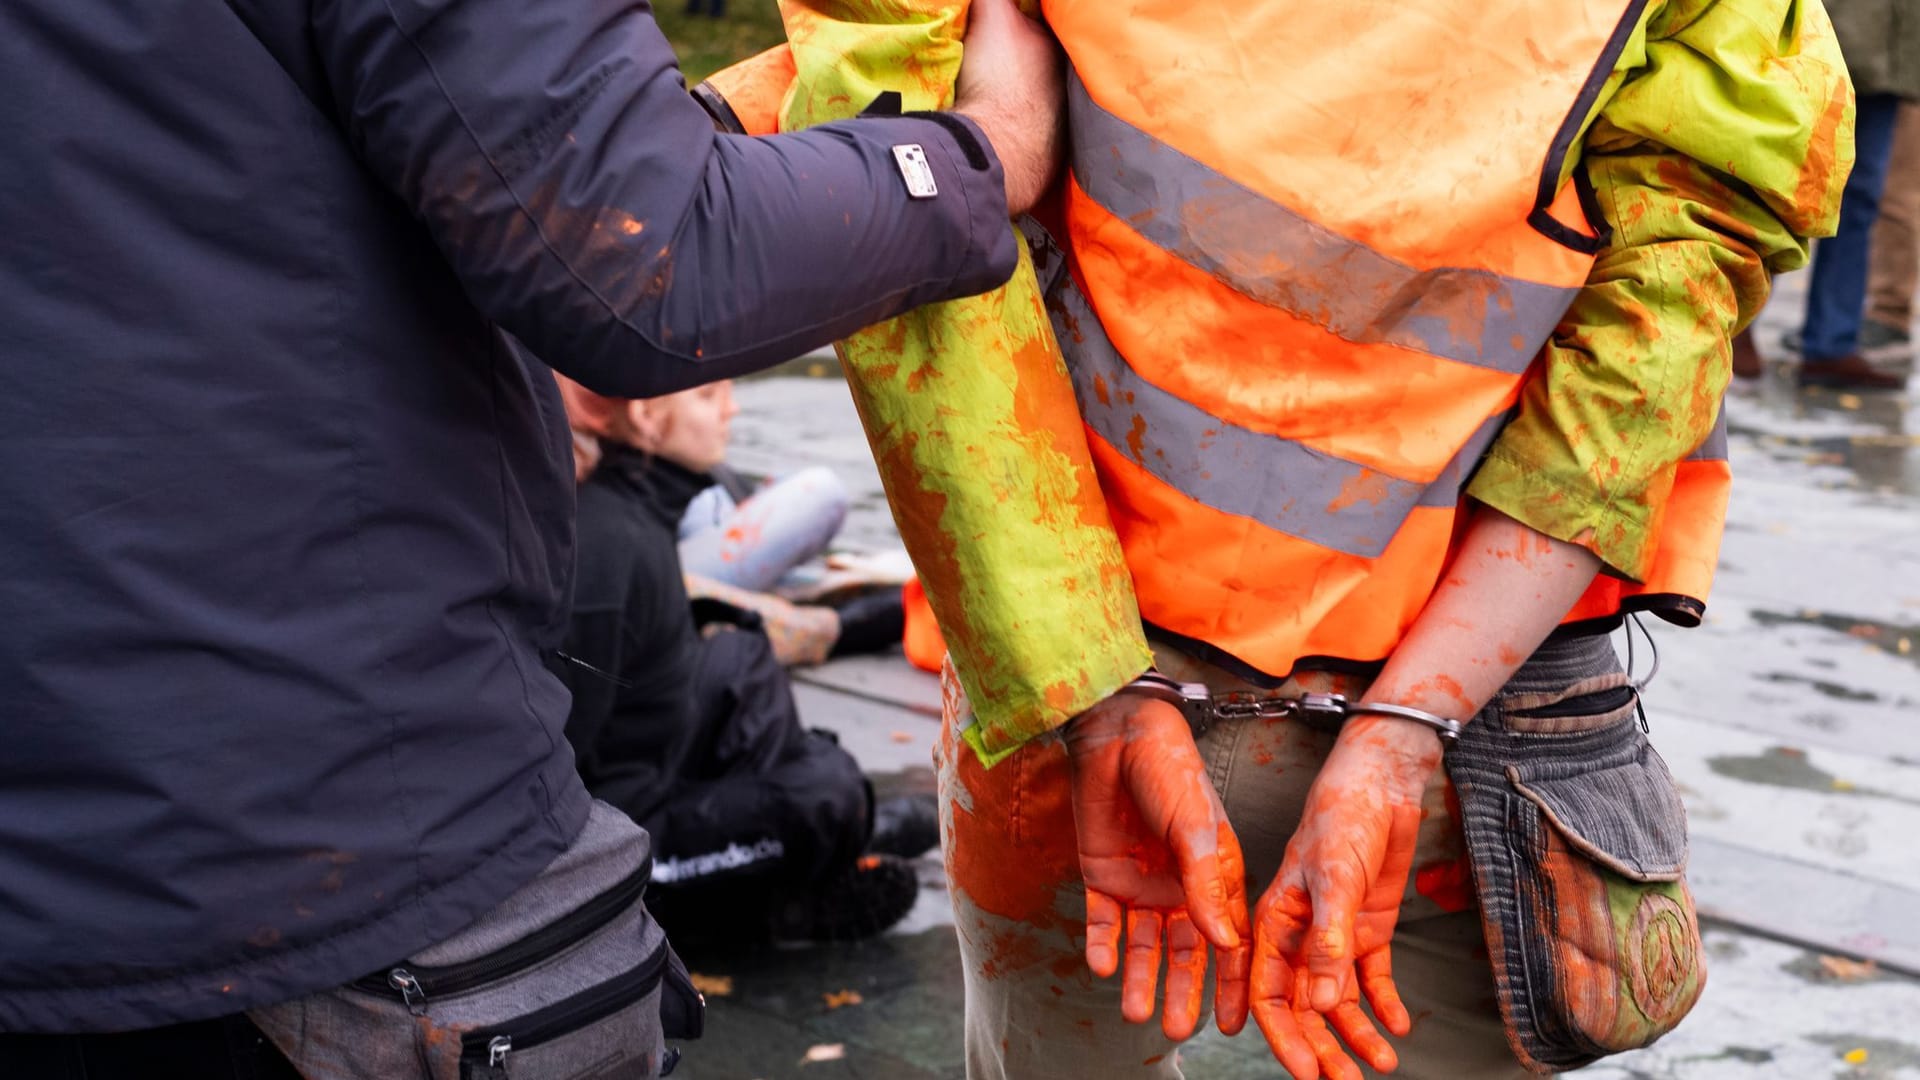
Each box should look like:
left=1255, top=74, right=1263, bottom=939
left=655, top=0, right=788, bottom=84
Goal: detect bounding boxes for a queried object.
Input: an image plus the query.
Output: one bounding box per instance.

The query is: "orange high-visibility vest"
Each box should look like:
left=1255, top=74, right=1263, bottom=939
left=1043, top=0, right=1729, bottom=681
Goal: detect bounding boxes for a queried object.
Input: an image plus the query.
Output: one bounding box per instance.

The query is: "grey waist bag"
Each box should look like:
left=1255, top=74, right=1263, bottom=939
left=253, top=856, right=703, bottom=1079
left=1446, top=654, right=1706, bottom=1073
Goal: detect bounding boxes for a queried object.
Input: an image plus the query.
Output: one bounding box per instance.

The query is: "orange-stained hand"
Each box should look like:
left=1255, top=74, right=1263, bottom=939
left=1063, top=691, right=1253, bottom=1041
left=1250, top=716, right=1441, bottom=1080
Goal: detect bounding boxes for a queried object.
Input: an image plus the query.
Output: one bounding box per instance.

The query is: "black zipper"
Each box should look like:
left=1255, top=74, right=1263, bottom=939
left=1505, top=685, right=1637, bottom=721
left=354, top=858, right=651, bottom=1004
left=457, top=940, right=671, bottom=1076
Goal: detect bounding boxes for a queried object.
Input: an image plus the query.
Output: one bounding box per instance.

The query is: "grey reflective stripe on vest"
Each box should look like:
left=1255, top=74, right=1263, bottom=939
left=1685, top=406, right=1728, bottom=462
left=1054, top=281, right=1504, bottom=560
left=1066, top=74, right=1579, bottom=375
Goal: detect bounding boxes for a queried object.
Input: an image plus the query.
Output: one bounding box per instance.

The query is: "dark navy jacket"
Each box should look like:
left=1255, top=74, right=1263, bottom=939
left=0, top=0, right=1014, bottom=1031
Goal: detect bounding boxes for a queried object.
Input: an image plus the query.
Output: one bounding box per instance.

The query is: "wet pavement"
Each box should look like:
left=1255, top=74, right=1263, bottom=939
left=681, top=271, right=1920, bottom=1078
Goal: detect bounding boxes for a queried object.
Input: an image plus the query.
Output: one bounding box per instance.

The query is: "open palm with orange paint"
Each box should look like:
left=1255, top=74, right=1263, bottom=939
left=1251, top=716, right=1442, bottom=1080
left=1063, top=693, right=1254, bottom=1042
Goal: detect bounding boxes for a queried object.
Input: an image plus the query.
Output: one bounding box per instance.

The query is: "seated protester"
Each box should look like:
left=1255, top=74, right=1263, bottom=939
left=668, top=380, right=907, bottom=666
left=556, top=375, right=938, bottom=944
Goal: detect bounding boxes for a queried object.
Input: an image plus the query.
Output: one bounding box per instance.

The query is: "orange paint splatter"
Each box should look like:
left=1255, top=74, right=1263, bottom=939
left=1328, top=470, right=1393, bottom=513
left=1124, top=413, right=1148, bottom=463
left=1413, top=859, right=1473, bottom=914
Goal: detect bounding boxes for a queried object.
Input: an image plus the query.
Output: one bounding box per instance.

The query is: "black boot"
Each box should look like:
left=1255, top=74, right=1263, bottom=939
left=829, top=589, right=906, bottom=659
left=869, top=794, right=940, bottom=859
left=773, top=855, right=919, bottom=942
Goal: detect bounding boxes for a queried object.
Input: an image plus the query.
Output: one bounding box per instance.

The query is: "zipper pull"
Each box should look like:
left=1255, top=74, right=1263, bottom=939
left=387, top=968, right=428, bottom=1013
left=460, top=1035, right=511, bottom=1080
left=546, top=648, right=633, bottom=688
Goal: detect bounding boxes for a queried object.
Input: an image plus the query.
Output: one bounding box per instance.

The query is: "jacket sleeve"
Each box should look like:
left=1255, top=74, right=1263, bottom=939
left=1466, top=0, right=1853, bottom=580
left=308, top=0, right=1019, bottom=396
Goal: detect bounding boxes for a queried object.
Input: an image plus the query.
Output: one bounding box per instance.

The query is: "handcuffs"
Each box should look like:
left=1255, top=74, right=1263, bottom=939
left=1122, top=671, right=1464, bottom=744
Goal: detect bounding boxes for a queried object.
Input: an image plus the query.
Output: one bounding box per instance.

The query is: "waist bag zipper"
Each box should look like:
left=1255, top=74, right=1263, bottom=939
left=458, top=943, right=670, bottom=1079
left=353, top=857, right=653, bottom=1012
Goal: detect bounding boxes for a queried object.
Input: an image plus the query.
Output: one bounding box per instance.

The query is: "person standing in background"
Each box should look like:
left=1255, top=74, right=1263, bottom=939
left=1864, top=102, right=1920, bottom=362
left=1796, top=0, right=1918, bottom=389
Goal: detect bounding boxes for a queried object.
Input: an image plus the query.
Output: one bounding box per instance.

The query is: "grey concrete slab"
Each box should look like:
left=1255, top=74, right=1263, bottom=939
left=1648, top=712, right=1920, bottom=894
left=1688, top=837, right=1920, bottom=977
left=793, top=654, right=944, bottom=718
left=789, top=681, right=939, bottom=775
left=669, top=928, right=964, bottom=1080
left=1641, top=610, right=1920, bottom=765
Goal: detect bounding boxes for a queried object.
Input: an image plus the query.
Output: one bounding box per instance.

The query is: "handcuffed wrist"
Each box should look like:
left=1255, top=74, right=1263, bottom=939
left=1348, top=701, right=1463, bottom=744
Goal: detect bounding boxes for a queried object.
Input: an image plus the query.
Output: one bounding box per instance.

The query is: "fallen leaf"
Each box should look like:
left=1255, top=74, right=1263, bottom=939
left=890, top=731, right=914, bottom=743
left=1845, top=1047, right=1870, bottom=1065
left=823, top=989, right=864, bottom=1008
left=1818, top=955, right=1879, bottom=981
left=689, top=973, right=733, bottom=997
left=802, top=1043, right=847, bottom=1064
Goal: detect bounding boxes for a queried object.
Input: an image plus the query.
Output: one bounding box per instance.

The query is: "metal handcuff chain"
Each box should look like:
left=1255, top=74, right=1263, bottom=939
left=1123, top=671, right=1463, bottom=744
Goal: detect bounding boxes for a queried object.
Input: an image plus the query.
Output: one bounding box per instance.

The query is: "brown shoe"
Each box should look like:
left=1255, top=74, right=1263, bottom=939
left=1731, top=329, right=1763, bottom=379
left=1797, top=353, right=1907, bottom=391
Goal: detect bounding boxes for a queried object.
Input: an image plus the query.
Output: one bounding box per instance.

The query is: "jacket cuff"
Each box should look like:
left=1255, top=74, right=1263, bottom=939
left=864, top=113, right=1019, bottom=300
left=956, top=639, right=1155, bottom=769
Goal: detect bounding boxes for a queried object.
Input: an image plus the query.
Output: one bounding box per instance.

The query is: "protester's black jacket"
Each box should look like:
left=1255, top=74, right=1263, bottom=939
left=563, top=449, right=870, bottom=900
left=562, top=450, right=714, bottom=824
left=0, top=0, right=1015, bottom=1032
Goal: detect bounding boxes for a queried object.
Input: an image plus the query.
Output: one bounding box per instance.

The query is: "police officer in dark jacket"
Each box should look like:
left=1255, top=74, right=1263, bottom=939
left=0, top=0, right=1060, bottom=1071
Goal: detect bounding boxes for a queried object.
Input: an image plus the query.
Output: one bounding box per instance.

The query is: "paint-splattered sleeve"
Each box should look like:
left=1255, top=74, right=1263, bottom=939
left=1466, top=0, right=1853, bottom=581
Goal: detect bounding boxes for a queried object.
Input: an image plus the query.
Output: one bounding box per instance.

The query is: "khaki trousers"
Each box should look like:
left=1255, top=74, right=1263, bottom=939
left=934, top=640, right=1611, bottom=1079
left=1867, top=102, right=1920, bottom=331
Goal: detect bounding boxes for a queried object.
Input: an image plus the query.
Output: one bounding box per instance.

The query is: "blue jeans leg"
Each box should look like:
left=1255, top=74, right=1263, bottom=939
left=1803, top=93, right=1905, bottom=362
